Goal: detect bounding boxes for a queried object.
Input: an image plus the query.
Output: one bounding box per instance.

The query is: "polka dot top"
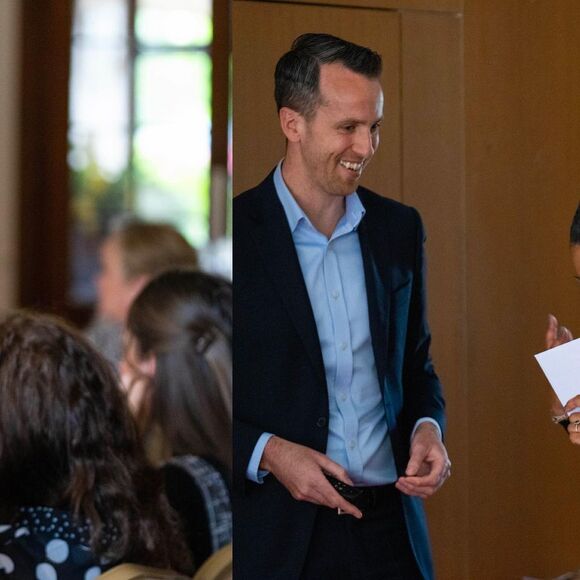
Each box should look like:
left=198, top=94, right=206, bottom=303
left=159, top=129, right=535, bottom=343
left=0, top=506, right=118, bottom=579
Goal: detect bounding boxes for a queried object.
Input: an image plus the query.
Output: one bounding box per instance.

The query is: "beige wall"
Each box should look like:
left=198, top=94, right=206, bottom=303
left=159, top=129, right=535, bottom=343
left=0, top=0, right=20, bottom=311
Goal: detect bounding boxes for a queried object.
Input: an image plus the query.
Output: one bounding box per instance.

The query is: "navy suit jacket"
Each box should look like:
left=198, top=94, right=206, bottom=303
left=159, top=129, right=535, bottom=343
left=233, top=170, right=446, bottom=579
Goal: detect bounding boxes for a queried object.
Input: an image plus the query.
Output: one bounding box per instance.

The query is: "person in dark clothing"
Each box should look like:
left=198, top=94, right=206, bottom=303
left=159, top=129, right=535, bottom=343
left=0, top=311, right=192, bottom=579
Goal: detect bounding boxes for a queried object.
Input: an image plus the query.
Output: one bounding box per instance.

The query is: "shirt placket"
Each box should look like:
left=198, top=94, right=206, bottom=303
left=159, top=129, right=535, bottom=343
left=324, top=238, right=364, bottom=476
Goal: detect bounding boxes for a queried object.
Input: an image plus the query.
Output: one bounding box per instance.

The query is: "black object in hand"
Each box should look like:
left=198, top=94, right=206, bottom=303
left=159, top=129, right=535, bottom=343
left=324, top=474, right=363, bottom=502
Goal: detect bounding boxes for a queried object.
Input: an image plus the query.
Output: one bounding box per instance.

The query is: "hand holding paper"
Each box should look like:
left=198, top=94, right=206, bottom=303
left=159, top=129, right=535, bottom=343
left=535, top=338, right=580, bottom=416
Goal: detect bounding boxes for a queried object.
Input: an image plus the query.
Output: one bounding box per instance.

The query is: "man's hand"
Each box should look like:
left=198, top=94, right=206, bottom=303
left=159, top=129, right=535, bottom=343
left=395, top=422, right=450, bottom=500
left=546, top=314, right=574, bottom=416
left=260, top=436, right=363, bottom=518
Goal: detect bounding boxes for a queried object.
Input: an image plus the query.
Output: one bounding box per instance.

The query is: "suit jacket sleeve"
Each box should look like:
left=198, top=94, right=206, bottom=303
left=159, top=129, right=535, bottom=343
left=401, top=208, right=446, bottom=437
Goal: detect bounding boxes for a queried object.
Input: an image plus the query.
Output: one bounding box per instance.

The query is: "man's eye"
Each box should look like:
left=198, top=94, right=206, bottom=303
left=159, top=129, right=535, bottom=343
left=341, top=125, right=355, bottom=133
left=371, top=123, right=381, bottom=133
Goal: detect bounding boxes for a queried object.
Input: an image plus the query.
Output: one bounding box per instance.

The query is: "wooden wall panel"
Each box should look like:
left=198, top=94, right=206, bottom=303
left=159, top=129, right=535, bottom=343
left=401, top=11, right=466, bottom=579
left=464, top=0, right=580, bottom=577
left=233, top=1, right=401, bottom=199
left=241, top=0, right=464, bottom=13
left=233, top=0, right=580, bottom=577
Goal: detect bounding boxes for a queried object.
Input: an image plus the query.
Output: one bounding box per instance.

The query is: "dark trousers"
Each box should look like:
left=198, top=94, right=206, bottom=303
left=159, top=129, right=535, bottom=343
left=300, top=485, right=424, bottom=580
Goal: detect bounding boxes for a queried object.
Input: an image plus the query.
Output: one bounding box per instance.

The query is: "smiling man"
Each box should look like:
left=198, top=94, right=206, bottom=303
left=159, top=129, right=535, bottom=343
left=234, top=33, right=450, bottom=579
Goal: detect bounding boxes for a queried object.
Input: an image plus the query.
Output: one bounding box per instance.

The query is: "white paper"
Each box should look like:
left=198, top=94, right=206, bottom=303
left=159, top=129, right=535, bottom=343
left=535, top=338, right=580, bottom=411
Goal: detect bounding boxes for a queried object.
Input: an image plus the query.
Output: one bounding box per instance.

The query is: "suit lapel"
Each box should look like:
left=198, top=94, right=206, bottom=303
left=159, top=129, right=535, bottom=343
left=358, top=197, right=391, bottom=386
left=249, top=175, right=327, bottom=389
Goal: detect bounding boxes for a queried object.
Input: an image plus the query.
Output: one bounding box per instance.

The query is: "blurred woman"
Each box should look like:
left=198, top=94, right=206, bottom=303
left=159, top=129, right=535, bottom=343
left=122, top=269, right=232, bottom=568
left=0, top=311, right=192, bottom=578
left=88, top=221, right=199, bottom=366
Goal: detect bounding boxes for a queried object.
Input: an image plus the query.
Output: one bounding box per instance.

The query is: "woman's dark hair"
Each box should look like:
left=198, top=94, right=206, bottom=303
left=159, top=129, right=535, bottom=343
left=0, top=311, right=192, bottom=572
left=126, top=269, right=232, bottom=473
left=570, top=203, right=580, bottom=245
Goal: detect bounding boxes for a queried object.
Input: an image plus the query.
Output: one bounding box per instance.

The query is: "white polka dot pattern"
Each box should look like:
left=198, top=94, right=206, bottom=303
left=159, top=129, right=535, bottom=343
left=36, top=562, right=57, bottom=580
left=0, top=506, right=119, bottom=578
left=0, top=553, right=15, bottom=573
left=14, top=527, right=30, bottom=538
left=46, top=539, right=69, bottom=564
left=84, top=566, right=101, bottom=580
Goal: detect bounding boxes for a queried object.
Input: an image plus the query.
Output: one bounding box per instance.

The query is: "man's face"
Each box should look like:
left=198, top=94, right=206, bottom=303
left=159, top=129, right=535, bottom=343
left=294, top=63, right=383, bottom=198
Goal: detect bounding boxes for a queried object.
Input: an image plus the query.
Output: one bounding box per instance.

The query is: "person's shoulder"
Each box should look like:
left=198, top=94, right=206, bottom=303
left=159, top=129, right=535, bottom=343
left=234, top=170, right=276, bottom=211
left=357, top=186, right=420, bottom=224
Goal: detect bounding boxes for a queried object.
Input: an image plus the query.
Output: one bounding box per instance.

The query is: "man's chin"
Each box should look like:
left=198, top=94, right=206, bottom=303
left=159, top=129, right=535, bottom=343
left=339, top=173, right=362, bottom=192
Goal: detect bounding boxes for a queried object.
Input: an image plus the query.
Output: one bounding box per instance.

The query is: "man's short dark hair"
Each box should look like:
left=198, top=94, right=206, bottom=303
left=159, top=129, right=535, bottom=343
left=274, top=33, right=382, bottom=119
left=571, top=203, right=580, bottom=245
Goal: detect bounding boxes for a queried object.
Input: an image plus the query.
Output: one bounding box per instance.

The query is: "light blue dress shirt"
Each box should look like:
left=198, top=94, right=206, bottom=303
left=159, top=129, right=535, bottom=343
left=246, top=162, right=439, bottom=485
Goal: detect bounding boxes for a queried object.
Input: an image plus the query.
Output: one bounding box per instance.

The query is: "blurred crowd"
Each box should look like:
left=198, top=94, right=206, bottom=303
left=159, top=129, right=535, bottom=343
left=0, top=221, right=232, bottom=579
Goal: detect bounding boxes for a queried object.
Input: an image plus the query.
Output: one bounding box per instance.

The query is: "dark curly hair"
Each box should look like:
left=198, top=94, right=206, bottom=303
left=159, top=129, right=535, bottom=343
left=126, top=269, right=232, bottom=474
left=0, top=311, right=192, bottom=573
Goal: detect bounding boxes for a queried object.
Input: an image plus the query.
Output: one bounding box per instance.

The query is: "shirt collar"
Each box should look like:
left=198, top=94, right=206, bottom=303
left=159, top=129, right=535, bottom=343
left=273, top=161, right=365, bottom=235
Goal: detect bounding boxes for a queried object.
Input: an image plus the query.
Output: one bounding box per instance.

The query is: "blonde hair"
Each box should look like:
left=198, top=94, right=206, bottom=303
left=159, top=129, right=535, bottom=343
left=112, top=222, right=198, bottom=281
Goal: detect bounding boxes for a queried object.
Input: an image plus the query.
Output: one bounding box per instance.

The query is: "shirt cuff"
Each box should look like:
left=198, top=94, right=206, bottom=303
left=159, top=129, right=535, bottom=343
left=411, top=418, right=442, bottom=442
left=246, top=432, right=274, bottom=483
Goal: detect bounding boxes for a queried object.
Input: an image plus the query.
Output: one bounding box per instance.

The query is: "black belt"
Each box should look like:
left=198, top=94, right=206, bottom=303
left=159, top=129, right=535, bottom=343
left=325, top=474, right=397, bottom=512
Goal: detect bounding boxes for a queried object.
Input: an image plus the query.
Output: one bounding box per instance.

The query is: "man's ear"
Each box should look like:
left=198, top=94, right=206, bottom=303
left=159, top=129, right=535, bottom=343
left=279, top=107, right=303, bottom=143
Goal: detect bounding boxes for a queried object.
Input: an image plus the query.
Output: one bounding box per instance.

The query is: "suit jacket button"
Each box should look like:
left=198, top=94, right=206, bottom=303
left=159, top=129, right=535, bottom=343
left=316, top=417, right=327, bottom=428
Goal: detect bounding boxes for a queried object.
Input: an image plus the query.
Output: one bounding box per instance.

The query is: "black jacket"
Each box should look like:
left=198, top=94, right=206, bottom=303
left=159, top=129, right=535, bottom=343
left=233, top=170, right=445, bottom=579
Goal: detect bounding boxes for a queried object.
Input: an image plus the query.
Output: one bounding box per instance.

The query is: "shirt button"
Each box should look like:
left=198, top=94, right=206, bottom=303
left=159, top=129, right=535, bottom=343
left=339, top=392, right=347, bottom=402
left=331, top=290, right=340, bottom=300
left=316, top=417, right=327, bottom=428
left=339, top=342, right=347, bottom=351
left=348, top=440, right=356, bottom=450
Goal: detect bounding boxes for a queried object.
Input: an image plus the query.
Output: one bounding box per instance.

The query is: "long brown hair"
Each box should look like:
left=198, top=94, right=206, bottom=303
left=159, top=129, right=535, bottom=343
left=126, top=270, right=232, bottom=474
left=0, top=311, right=192, bottom=573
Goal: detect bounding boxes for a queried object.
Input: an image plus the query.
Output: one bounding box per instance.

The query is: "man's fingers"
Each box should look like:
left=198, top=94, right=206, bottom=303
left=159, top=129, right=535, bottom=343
left=301, top=477, right=362, bottom=518
left=318, top=472, right=362, bottom=518
left=319, top=456, right=354, bottom=485
left=336, top=498, right=363, bottom=519
left=395, top=480, right=429, bottom=499
left=405, top=445, right=427, bottom=476
left=398, top=455, right=451, bottom=498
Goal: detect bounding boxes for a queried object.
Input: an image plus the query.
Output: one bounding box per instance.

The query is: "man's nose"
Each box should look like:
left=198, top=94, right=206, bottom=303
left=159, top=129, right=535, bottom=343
left=352, top=128, right=375, bottom=158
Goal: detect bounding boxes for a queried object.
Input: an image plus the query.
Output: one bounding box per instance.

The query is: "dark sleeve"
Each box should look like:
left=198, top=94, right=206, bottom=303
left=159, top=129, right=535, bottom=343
left=163, top=464, right=212, bottom=568
left=402, top=208, right=447, bottom=436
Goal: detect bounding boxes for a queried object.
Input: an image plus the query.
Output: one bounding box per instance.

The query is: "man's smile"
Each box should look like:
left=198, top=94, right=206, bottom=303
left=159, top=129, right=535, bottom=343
left=339, top=159, right=364, bottom=174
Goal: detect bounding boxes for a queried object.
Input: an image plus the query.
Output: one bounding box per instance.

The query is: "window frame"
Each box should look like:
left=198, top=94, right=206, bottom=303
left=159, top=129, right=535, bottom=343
left=19, top=0, right=230, bottom=323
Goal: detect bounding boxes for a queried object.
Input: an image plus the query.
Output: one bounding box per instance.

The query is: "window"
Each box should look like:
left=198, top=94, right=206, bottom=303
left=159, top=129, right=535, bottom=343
left=69, top=0, right=227, bottom=305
